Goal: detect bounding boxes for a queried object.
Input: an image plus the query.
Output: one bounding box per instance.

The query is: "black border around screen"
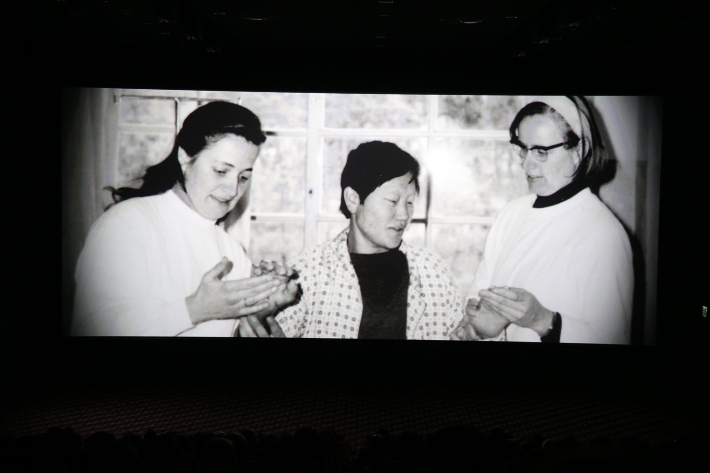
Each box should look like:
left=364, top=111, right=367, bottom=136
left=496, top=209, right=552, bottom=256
left=10, top=45, right=708, bottom=393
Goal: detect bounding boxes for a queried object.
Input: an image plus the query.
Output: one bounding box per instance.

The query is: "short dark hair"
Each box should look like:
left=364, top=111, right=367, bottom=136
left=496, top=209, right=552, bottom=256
left=509, top=96, right=607, bottom=183
left=106, top=101, right=267, bottom=206
left=339, top=141, right=420, bottom=218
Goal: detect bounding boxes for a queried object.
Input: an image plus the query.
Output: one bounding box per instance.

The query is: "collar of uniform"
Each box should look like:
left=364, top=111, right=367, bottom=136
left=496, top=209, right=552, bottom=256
left=528, top=187, right=594, bottom=219
left=166, top=189, right=221, bottom=230
left=533, top=178, right=588, bottom=209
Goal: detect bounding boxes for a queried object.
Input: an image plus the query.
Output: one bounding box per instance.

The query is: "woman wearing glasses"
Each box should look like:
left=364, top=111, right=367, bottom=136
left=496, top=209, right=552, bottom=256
left=451, top=96, right=632, bottom=344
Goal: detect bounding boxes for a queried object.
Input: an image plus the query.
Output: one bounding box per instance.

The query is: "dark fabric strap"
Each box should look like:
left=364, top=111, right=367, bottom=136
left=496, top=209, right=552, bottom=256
left=540, top=312, right=562, bottom=343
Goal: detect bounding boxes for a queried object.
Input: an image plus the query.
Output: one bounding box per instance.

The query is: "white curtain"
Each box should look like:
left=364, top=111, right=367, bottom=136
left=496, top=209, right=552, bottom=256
left=61, top=87, right=120, bottom=335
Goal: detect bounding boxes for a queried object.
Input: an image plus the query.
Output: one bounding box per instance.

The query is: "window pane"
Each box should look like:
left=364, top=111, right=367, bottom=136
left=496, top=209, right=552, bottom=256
left=250, top=137, right=307, bottom=214
left=316, top=221, right=424, bottom=252
left=429, top=139, right=528, bottom=217
left=403, top=222, right=426, bottom=248
left=321, top=137, right=428, bottom=216
left=325, top=94, right=428, bottom=129
left=249, top=222, right=305, bottom=264
left=317, top=220, right=349, bottom=245
left=178, top=100, right=200, bottom=128
left=117, top=131, right=174, bottom=186
left=119, top=98, right=175, bottom=125
left=431, top=224, right=491, bottom=296
left=437, top=95, right=528, bottom=130
left=198, top=91, right=308, bottom=129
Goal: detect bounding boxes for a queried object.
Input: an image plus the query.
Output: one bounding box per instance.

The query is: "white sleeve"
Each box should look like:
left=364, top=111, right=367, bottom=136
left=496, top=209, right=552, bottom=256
left=224, top=245, right=255, bottom=337
left=71, top=208, right=195, bottom=337
left=229, top=244, right=254, bottom=281
left=560, top=228, right=633, bottom=344
left=466, top=256, right=490, bottom=301
left=465, top=213, right=510, bottom=342
left=177, top=319, right=237, bottom=337
left=466, top=216, right=501, bottom=300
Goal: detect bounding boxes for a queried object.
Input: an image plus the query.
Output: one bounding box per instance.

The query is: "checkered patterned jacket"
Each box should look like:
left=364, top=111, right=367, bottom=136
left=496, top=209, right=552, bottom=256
left=275, top=228, right=465, bottom=339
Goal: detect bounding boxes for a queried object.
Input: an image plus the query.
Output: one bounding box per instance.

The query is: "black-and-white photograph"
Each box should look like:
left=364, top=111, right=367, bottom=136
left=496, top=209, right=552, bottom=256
left=61, top=88, right=662, bottom=344
left=17, top=3, right=710, bottom=465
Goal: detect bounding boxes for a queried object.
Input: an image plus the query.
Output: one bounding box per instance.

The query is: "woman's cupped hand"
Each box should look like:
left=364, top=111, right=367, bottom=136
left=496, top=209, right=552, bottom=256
left=185, top=257, right=284, bottom=326
left=478, top=287, right=555, bottom=337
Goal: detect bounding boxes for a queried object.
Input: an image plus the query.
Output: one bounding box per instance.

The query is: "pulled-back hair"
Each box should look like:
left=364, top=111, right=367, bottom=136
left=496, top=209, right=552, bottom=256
left=340, top=141, right=420, bottom=219
left=106, top=101, right=267, bottom=205
left=509, top=96, right=607, bottom=183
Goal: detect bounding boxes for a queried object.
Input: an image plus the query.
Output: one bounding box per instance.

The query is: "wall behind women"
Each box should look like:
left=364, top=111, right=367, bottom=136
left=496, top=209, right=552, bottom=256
left=593, top=96, right=662, bottom=345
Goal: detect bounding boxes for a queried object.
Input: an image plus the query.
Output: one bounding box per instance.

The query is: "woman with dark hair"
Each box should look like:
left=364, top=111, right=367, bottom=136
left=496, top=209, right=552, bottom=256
left=71, top=101, right=298, bottom=336
left=265, top=141, right=463, bottom=340
left=451, top=96, right=633, bottom=344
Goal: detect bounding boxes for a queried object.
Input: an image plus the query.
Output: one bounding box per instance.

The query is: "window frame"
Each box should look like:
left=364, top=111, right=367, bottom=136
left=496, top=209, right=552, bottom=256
left=114, top=90, right=524, bottom=278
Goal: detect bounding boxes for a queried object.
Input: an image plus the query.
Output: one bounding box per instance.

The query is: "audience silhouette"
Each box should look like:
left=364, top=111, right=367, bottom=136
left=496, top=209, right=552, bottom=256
left=0, top=425, right=707, bottom=472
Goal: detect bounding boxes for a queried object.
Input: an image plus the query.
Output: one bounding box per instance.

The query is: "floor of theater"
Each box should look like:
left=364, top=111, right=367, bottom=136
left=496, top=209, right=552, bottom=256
left=2, top=376, right=708, bottom=449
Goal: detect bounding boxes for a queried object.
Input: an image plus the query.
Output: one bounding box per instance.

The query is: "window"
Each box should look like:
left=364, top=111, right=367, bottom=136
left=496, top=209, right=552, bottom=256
left=115, top=90, right=529, bottom=294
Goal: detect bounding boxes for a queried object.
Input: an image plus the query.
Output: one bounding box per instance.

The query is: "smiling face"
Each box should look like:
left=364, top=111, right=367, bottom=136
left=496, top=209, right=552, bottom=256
left=177, top=135, right=260, bottom=220
left=346, top=173, right=417, bottom=254
left=516, top=114, right=580, bottom=196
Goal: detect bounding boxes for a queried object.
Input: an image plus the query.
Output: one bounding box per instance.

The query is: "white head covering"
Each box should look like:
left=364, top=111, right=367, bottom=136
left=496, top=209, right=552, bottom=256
left=526, top=96, right=593, bottom=156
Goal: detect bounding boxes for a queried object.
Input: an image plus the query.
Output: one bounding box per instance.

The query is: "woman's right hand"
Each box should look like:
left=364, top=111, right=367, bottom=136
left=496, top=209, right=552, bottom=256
left=186, top=257, right=282, bottom=325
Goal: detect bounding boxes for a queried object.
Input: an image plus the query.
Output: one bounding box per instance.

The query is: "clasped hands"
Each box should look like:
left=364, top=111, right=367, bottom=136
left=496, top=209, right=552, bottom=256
left=238, top=260, right=301, bottom=337
left=185, top=258, right=299, bottom=337
left=450, top=287, right=554, bottom=341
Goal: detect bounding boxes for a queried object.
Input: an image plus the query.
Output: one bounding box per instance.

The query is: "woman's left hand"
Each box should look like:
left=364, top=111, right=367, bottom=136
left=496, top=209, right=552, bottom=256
left=233, top=261, right=300, bottom=337
left=251, top=260, right=300, bottom=313
left=478, top=287, right=555, bottom=337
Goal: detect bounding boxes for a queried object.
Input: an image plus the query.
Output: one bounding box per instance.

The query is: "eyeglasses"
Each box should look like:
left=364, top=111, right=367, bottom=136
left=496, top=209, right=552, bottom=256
left=511, top=141, right=567, bottom=162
